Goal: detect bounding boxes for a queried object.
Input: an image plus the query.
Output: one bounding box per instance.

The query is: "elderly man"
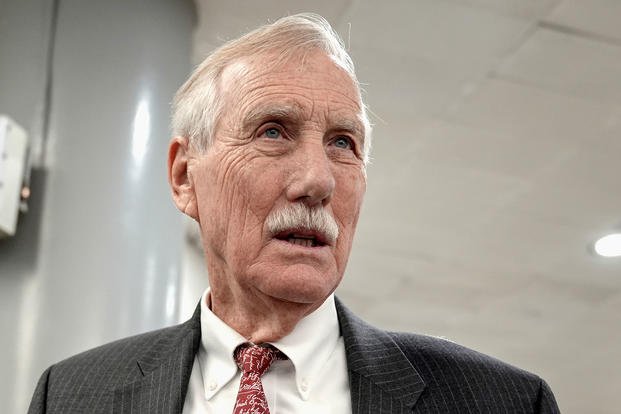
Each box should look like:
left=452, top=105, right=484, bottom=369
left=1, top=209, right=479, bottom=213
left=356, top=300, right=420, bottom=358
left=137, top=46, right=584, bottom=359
left=29, top=14, right=559, bottom=414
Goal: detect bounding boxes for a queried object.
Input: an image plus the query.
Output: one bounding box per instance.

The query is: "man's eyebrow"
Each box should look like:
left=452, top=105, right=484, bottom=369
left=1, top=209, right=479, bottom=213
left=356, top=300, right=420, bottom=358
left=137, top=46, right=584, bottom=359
left=242, top=104, right=304, bottom=130
left=241, top=104, right=365, bottom=143
left=330, top=118, right=364, bottom=138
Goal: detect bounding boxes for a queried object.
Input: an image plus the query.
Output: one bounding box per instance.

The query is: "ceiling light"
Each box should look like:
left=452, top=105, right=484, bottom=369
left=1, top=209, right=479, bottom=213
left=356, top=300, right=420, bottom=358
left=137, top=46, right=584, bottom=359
left=594, top=233, right=621, bottom=257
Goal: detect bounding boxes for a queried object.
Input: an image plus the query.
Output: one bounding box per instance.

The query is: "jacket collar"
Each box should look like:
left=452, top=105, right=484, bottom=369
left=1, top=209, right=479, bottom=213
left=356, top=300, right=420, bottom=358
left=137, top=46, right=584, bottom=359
left=336, top=297, right=426, bottom=412
left=112, top=305, right=201, bottom=413
left=135, top=304, right=201, bottom=375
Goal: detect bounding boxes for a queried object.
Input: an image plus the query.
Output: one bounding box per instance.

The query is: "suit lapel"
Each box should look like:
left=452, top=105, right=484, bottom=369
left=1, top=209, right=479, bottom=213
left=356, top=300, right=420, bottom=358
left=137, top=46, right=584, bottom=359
left=336, top=298, right=426, bottom=414
left=112, top=305, right=201, bottom=413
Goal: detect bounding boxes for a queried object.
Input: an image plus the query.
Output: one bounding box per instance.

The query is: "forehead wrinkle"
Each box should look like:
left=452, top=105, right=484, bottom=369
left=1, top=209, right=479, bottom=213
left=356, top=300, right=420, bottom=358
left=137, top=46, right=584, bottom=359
left=240, top=73, right=361, bottom=111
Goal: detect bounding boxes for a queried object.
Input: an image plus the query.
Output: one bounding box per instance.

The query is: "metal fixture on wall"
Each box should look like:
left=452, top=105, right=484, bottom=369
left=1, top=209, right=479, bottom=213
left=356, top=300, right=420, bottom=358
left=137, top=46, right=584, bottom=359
left=0, top=115, right=29, bottom=238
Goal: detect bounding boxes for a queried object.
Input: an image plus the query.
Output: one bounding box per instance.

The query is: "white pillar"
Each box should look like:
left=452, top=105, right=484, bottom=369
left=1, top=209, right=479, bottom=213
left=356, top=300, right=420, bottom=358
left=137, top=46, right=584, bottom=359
left=0, top=0, right=196, bottom=411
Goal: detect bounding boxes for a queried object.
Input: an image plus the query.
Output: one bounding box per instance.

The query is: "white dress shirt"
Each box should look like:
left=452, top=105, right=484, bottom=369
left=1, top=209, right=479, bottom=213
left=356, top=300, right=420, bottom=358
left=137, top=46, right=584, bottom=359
left=182, top=289, right=351, bottom=413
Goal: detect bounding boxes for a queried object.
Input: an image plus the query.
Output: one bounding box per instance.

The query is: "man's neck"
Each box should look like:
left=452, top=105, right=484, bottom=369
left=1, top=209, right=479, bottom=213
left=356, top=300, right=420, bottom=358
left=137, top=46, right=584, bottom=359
left=208, top=290, right=321, bottom=343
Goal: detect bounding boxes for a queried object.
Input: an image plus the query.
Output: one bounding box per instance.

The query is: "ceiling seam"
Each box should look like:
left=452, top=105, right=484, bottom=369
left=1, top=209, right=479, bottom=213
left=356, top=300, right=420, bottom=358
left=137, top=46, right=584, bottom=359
left=539, top=20, right=621, bottom=48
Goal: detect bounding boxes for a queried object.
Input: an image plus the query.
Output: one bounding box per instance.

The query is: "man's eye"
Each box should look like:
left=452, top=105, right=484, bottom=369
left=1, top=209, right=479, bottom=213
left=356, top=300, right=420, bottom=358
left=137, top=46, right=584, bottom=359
left=333, top=136, right=353, bottom=149
left=263, top=127, right=281, bottom=139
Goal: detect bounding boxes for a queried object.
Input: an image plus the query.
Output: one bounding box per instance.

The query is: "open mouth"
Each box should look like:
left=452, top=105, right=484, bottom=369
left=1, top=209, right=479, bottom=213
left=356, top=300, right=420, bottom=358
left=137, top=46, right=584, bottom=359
left=273, top=230, right=328, bottom=247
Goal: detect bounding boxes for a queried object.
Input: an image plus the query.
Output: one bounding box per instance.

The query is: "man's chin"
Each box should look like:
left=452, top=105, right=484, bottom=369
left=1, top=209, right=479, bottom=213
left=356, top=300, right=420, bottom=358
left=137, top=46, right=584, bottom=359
left=252, top=263, right=342, bottom=306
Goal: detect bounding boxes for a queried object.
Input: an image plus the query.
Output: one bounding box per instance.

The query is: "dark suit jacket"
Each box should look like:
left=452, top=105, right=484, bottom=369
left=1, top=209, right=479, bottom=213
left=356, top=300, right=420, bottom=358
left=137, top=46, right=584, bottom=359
left=28, top=298, right=560, bottom=413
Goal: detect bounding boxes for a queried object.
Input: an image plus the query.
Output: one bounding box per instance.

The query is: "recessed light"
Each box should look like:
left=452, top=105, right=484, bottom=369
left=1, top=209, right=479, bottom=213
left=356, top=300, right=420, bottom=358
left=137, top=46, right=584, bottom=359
left=594, top=233, right=621, bottom=258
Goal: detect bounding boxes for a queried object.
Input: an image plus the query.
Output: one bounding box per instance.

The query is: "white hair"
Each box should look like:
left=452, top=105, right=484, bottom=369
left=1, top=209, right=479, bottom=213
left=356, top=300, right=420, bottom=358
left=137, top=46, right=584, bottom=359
left=171, top=13, right=372, bottom=164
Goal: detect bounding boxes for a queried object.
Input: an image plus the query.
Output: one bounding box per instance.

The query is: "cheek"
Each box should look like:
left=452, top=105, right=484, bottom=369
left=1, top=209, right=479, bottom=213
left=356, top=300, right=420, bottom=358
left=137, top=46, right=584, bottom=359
left=333, top=169, right=366, bottom=260
left=216, top=154, right=287, bottom=251
left=195, top=149, right=252, bottom=250
left=335, top=168, right=366, bottom=222
left=237, top=161, right=285, bottom=224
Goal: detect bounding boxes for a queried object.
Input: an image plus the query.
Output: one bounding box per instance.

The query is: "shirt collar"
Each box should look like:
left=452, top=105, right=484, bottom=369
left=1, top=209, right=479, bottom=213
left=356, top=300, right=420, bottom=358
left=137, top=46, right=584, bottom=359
left=271, top=292, right=341, bottom=398
left=197, top=288, right=341, bottom=399
left=198, top=289, right=247, bottom=399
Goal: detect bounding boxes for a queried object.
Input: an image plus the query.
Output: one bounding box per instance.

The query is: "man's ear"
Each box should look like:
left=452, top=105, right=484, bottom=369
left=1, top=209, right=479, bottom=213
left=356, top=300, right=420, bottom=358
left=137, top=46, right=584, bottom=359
left=168, top=136, right=199, bottom=221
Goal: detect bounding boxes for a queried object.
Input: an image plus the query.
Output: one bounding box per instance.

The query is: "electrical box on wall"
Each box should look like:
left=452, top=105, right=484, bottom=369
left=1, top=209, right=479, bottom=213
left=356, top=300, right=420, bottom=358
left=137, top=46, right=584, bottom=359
left=0, top=115, right=29, bottom=238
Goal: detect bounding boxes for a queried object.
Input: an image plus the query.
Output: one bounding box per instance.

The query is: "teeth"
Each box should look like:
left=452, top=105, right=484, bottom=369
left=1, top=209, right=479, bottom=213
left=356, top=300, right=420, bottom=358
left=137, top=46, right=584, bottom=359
left=287, top=237, right=314, bottom=247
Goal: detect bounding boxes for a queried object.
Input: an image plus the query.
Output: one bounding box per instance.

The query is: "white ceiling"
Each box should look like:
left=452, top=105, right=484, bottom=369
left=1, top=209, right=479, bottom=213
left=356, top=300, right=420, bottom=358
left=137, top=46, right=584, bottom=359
left=189, top=1, right=621, bottom=412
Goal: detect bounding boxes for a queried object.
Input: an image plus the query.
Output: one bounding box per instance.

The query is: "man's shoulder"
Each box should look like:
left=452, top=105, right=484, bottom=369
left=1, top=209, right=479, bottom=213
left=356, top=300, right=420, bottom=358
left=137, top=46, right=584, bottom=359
left=46, top=314, right=199, bottom=395
left=54, top=322, right=186, bottom=371
left=30, top=319, right=198, bottom=413
left=337, top=298, right=541, bottom=384
left=389, top=330, right=539, bottom=381
left=29, top=317, right=200, bottom=414
left=388, top=331, right=559, bottom=412
left=336, top=300, right=558, bottom=412
left=390, top=330, right=559, bottom=407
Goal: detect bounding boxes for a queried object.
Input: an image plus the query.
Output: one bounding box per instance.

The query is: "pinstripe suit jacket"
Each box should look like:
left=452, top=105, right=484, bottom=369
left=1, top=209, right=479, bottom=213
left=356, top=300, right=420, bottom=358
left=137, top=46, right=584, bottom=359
left=28, top=298, right=559, bottom=413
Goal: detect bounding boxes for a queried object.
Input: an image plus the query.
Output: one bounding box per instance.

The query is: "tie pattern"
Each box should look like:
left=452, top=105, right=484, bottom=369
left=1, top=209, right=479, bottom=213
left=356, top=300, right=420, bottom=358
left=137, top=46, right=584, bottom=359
left=233, top=344, right=284, bottom=414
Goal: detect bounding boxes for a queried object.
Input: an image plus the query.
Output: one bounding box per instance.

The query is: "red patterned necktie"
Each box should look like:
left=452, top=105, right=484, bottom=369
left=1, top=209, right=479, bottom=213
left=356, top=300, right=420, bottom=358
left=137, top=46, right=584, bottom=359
left=233, top=344, right=284, bottom=414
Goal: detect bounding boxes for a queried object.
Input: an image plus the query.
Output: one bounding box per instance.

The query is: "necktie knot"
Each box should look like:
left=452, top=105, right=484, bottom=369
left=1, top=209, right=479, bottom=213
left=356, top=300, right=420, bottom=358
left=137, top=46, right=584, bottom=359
left=232, top=344, right=286, bottom=414
left=234, top=344, right=279, bottom=376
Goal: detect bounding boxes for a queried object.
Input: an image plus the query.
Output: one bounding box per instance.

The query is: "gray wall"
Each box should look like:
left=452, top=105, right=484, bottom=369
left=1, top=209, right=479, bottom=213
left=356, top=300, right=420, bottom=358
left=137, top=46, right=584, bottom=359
left=0, top=1, right=196, bottom=412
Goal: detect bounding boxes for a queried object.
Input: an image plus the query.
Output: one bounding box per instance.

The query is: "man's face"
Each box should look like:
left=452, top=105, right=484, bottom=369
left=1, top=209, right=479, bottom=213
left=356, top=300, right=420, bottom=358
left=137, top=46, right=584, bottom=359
left=188, top=50, right=367, bottom=309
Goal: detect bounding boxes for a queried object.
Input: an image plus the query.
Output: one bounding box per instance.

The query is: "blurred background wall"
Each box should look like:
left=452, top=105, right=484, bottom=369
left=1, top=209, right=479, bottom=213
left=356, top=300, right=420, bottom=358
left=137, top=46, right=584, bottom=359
left=0, top=0, right=195, bottom=412
left=1, top=1, right=620, bottom=413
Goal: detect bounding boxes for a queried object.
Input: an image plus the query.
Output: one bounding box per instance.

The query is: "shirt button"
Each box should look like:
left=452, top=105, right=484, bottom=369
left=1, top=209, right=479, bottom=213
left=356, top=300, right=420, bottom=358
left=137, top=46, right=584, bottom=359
left=208, top=380, right=217, bottom=391
left=300, top=379, right=308, bottom=392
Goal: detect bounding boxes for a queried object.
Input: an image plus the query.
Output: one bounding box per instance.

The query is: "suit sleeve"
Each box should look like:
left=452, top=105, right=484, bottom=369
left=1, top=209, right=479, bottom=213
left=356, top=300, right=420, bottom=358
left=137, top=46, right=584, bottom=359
left=535, top=377, right=561, bottom=414
left=27, top=366, right=52, bottom=414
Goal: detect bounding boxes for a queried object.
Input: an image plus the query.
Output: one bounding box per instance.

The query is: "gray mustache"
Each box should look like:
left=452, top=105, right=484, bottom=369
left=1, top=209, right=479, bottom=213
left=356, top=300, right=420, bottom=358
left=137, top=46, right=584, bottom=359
left=266, top=204, right=339, bottom=245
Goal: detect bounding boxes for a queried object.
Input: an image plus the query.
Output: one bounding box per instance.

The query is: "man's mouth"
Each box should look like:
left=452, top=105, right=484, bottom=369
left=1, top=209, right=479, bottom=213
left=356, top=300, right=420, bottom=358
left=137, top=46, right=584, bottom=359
left=273, top=230, right=328, bottom=247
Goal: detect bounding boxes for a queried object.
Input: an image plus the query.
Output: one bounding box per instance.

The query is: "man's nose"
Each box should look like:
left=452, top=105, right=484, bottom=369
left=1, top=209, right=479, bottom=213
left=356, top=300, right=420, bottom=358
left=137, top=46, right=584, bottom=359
left=286, top=142, right=335, bottom=207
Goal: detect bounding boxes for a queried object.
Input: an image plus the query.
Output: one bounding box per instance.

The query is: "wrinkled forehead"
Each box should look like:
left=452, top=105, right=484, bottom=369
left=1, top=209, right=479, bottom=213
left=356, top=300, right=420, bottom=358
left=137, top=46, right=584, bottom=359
left=219, top=50, right=364, bottom=123
left=224, top=49, right=360, bottom=97
left=224, top=47, right=358, bottom=82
